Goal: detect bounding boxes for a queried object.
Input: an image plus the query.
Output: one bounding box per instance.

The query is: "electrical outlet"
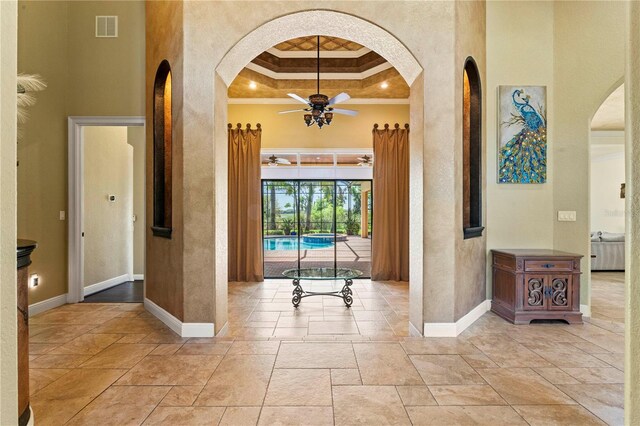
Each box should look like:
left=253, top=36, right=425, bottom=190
left=557, top=211, right=577, bottom=222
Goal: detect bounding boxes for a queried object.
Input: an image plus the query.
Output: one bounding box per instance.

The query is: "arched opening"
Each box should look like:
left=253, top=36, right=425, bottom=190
left=589, top=81, right=625, bottom=318
left=462, top=58, right=483, bottom=238
left=214, top=11, right=425, bottom=335
left=152, top=60, right=172, bottom=238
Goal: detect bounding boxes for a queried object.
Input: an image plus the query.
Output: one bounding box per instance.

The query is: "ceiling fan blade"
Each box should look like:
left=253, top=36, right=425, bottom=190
left=276, top=158, right=291, bottom=164
left=328, top=92, right=351, bottom=105
left=278, top=109, right=307, bottom=114
left=287, top=93, right=311, bottom=105
left=331, top=108, right=358, bottom=116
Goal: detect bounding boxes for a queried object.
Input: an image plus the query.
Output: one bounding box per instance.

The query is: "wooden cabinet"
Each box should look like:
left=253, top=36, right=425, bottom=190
left=491, top=249, right=583, bottom=325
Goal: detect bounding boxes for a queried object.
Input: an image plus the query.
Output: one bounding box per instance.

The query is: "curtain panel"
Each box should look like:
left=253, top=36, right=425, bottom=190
left=371, top=123, right=410, bottom=281
left=228, top=123, right=264, bottom=282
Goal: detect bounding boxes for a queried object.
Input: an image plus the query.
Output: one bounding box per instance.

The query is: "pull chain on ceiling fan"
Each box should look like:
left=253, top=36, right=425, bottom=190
left=278, top=35, right=358, bottom=128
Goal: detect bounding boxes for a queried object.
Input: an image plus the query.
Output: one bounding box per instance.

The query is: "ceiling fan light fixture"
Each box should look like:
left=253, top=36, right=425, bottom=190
left=304, top=114, right=313, bottom=126
left=278, top=35, right=357, bottom=128
left=324, top=112, right=333, bottom=124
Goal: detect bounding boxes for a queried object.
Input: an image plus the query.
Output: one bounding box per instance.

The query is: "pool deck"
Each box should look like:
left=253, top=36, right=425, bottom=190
left=264, top=236, right=372, bottom=278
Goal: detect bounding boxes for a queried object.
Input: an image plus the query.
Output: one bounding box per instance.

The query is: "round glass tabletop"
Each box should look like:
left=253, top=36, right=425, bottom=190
left=282, top=267, right=363, bottom=280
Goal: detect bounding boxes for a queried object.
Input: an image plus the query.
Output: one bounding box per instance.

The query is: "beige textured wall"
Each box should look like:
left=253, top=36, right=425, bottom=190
left=553, top=1, right=626, bottom=308
left=17, top=1, right=145, bottom=304
left=83, top=126, right=133, bottom=287
left=625, top=1, right=640, bottom=421
left=486, top=1, right=555, bottom=299
left=227, top=103, right=409, bottom=149
left=590, top=141, right=625, bottom=234
left=0, top=0, right=19, bottom=421
left=128, top=126, right=145, bottom=276
left=17, top=0, right=70, bottom=305
left=145, top=0, right=184, bottom=320
left=454, top=0, right=487, bottom=321
left=67, top=1, right=144, bottom=116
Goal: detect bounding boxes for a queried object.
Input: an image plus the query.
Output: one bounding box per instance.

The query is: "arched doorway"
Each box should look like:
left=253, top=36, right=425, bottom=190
left=213, top=10, right=425, bottom=334
left=588, top=79, right=625, bottom=317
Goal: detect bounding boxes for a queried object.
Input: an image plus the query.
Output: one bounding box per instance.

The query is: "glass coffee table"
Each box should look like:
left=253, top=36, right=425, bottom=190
left=282, top=267, right=363, bottom=308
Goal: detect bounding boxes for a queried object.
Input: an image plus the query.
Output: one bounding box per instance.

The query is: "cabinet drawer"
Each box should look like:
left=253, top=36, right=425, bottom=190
left=525, top=260, right=573, bottom=272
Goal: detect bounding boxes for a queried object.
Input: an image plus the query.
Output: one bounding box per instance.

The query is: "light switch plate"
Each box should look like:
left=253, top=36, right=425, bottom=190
left=59, top=211, right=66, bottom=220
left=557, top=210, right=577, bottom=222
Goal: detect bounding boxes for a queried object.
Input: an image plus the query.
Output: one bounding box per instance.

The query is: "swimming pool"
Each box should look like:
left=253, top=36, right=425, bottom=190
left=264, top=237, right=334, bottom=251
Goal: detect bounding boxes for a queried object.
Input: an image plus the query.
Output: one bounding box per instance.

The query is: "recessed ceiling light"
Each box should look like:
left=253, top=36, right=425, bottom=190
left=249, top=81, right=257, bottom=89
left=380, top=81, right=389, bottom=89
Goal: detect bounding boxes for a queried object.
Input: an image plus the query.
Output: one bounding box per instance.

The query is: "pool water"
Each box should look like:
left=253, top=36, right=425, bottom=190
left=264, top=238, right=334, bottom=251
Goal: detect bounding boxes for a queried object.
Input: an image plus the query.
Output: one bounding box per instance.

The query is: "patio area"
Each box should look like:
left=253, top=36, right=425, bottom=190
left=264, top=236, right=372, bottom=278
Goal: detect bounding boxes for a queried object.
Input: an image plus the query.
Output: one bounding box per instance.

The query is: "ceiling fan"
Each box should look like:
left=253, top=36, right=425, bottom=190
left=278, top=35, right=358, bottom=128
left=357, top=155, right=373, bottom=167
left=266, top=155, right=291, bottom=167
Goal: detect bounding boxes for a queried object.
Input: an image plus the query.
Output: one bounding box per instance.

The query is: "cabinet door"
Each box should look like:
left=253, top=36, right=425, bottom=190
left=548, top=275, right=572, bottom=311
left=523, top=275, right=547, bottom=310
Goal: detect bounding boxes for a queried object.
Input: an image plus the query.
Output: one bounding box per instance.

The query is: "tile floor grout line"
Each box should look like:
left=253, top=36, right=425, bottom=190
left=256, top=338, right=282, bottom=425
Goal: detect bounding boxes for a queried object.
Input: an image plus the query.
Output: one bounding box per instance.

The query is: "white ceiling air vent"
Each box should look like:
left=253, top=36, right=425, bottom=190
left=95, top=16, right=118, bottom=38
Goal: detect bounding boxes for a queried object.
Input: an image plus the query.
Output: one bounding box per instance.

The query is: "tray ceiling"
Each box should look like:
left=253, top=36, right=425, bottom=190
left=229, top=36, right=409, bottom=99
left=274, top=36, right=364, bottom=52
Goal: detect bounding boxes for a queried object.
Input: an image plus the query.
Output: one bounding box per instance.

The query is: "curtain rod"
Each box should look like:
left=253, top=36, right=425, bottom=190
left=228, top=123, right=262, bottom=130
left=373, top=123, right=409, bottom=131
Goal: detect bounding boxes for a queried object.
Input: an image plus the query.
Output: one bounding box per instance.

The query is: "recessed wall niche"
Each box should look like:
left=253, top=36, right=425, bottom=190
left=152, top=60, right=172, bottom=238
left=463, top=57, right=483, bottom=239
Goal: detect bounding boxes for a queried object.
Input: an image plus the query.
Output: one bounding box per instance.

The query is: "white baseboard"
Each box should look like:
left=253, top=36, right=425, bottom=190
left=29, top=293, right=68, bottom=317
left=580, top=304, right=591, bottom=317
left=144, top=297, right=214, bottom=338
left=132, top=274, right=144, bottom=281
left=424, top=299, right=491, bottom=337
left=84, top=274, right=129, bottom=296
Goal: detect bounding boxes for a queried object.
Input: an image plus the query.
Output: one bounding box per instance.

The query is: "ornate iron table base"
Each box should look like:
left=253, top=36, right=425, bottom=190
left=291, top=278, right=353, bottom=307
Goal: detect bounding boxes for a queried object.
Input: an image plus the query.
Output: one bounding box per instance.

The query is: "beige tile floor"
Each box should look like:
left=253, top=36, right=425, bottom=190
left=29, top=272, right=624, bottom=425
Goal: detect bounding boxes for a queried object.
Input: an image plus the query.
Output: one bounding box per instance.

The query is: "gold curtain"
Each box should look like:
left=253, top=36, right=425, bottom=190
left=228, top=123, right=264, bottom=282
left=371, top=123, right=410, bottom=281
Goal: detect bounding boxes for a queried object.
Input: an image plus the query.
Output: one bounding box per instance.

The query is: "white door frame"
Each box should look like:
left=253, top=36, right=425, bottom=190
left=67, top=116, right=145, bottom=303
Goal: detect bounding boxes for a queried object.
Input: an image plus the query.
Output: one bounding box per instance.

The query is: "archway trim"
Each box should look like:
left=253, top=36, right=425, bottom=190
left=216, top=10, right=422, bottom=86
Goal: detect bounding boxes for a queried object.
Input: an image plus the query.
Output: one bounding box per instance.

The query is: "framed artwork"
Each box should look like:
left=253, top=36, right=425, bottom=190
left=498, top=85, right=547, bottom=184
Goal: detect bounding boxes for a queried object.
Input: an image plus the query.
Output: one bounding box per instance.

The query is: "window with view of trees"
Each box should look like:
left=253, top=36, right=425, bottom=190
left=261, top=180, right=372, bottom=278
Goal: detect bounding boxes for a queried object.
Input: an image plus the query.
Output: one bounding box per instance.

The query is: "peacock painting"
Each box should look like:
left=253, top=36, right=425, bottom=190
left=498, top=86, right=547, bottom=184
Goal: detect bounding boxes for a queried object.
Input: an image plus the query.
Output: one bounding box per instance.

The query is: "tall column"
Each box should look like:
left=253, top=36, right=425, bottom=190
left=625, top=1, right=640, bottom=423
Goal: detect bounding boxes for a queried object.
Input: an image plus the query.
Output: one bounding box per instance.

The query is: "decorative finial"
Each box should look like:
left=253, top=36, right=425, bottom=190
left=404, top=123, right=410, bottom=129
left=384, top=123, right=389, bottom=130
left=236, top=123, right=242, bottom=129
left=373, top=123, right=379, bottom=130
left=256, top=123, right=261, bottom=130
left=394, top=123, right=400, bottom=129
left=227, top=123, right=232, bottom=129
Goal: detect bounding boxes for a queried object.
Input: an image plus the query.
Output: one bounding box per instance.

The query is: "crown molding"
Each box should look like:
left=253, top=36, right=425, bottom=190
left=228, top=98, right=409, bottom=105
left=266, top=47, right=371, bottom=58
left=245, top=61, right=393, bottom=80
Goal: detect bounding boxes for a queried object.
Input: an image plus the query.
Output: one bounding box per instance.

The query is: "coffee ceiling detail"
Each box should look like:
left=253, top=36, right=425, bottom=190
left=274, top=36, right=364, bottom=52
left=229, top=36, right=409, bottom=99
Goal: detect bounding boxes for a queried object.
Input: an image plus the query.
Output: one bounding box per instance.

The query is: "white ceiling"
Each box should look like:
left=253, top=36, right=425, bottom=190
left=591, top=84, right=625, bottom=130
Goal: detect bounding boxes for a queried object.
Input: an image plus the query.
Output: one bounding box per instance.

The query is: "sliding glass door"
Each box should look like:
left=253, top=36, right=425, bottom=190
left=262, top=180, right=372, bottom=279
